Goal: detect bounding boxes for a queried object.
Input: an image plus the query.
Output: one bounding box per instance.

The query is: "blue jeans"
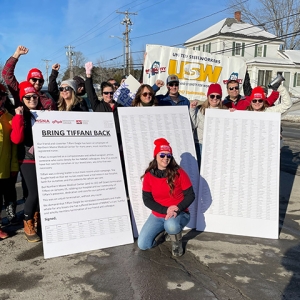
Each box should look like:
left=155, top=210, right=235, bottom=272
left=138, top=212, right=190, bottom=250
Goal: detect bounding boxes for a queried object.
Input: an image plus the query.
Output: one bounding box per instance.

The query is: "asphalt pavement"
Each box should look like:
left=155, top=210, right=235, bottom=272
left=0, top=103, right=299, bottom=300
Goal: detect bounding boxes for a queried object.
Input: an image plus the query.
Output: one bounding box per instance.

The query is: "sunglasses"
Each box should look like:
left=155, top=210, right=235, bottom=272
left=23, top=95, right=38, bottom=101
left=209, top=94, right=222, bottom=100
left=159, top=153, right=172, bottom=159
left=103, top=91, right=114, bottom=95
left=31, top=78, right=44, bottom=84
left=228, top=86, right=239, bottom=91
left=141, top=92, right=153, bottom=97
left=168, top=83, right=179, bottom=87
left=252, top=99, right=264, bottom=103
left=59, top=86, right=72, bottom=92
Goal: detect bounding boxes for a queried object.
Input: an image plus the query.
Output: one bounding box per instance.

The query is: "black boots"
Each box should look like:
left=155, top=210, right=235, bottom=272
left=6, top=203, right=18, bottom=225
left=169, top=232, right=183, bottom=257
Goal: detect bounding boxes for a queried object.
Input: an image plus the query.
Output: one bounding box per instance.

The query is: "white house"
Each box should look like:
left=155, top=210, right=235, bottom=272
left=184, top=12, right=300, bottom=97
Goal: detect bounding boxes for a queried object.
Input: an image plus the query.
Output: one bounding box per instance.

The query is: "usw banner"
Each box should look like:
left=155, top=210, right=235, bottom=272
left=143, top=44, right=247, bottom=101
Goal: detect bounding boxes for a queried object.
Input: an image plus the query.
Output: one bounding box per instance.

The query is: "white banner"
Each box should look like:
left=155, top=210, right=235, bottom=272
left=198, top=109, right=280, bottom=239
left=32, top=111, right=133, bottom=258
left=118, top=106, right=199, bottom=236
left=143, top=44, right=247, bottom=101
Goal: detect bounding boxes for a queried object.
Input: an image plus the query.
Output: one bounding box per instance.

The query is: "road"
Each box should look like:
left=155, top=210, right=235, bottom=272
left=281, top=121, right=300, bottom=176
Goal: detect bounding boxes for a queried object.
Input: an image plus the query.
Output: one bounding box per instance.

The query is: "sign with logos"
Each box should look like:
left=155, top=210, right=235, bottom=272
left=143, top=44, right=247, bottom=101
left=32, top=111, right=133, bottom=258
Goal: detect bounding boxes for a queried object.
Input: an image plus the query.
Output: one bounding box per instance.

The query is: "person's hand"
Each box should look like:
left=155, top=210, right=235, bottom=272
left=13, top=45, right=29, bottom=59
left=190, top=100, right=198, bottom=108
left=155, top=80, right=164, bottom=88
left=15, top=106, right=24, bottom=115
left=165, top=205, right=179, bottom=220
left=85, top=62, right=93, bottom=75
left=52, top=63, right=60, bottom=71
left=229, top=108, right=236, bottom=112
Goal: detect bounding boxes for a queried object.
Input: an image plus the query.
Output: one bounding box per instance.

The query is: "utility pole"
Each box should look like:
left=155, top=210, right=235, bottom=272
left=117, top=10, right=137, bottom=76
left=65, top=45, right=75, bottom=78
left=42, top=59, right=51, bottom=85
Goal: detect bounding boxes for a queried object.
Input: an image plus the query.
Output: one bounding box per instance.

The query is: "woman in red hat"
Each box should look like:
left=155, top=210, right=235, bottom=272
left=10, top=82, right=43, bottom=243
left=247, top=85, right=292, bottom=113
left=137, top=138, right=195, bottom=257
left=190, top=83, right=227, bottom=166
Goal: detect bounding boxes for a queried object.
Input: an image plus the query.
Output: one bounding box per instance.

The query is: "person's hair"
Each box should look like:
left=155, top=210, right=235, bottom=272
left=226, top=80, right=240, bottom=89
left=199, top=97, right=227, bottom=115
left=131, top=84, right=158, bottom=106
left=57, top=88, right=82, bottom=111
left=141, top=156, right=180, bottom=194
left=246, top=100, right=269, bottom=111
left=101, top=82, right=114, bottom=94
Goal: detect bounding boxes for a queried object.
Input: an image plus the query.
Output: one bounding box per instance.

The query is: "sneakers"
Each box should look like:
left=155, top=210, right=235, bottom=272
left=0, top=228, right=9, bottom=240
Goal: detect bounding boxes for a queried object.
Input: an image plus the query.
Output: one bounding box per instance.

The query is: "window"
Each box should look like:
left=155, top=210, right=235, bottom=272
left=294, top=73, right=300, bottom=87
left=258, top=70, right=273, bottom=86
left=257, top=45, right=263, bottom=57
left=255, top=45, right=267, bottom=57
left=202, top=43, right=211, bottom=53
left=232, top=42, right=245, bottom=56
left=235, top=43, right=242, bottom=56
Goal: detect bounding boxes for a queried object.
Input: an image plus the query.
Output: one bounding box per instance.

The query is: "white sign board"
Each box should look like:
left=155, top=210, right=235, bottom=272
left=32, top=111, right=133, bottom=258
left=118, top=106, right=199, bottom=235
left=114, top=74, right=141, bottom=106
left=198, top=109, right=280, bottom=239
left=143, top=44, right=247, bottom=101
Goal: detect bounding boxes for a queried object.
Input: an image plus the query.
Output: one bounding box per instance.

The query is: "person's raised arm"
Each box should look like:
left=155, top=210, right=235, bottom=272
left=48, top=63, right=60, bottom=102
left=84, top=62, right=99, bottom=111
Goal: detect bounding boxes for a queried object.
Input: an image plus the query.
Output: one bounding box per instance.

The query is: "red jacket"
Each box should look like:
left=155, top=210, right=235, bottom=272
left=1, top=56, right=57, bottom=110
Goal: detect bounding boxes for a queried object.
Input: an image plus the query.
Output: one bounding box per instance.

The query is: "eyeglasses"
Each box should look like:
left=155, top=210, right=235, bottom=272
left=23, top=95, right=38, bottom=101
left=103, top=91, right=114, bottom=95
left=159, top=153, right=172, bottom=159
left=228, top=86, right=239, bottom=91
left=252, top=99, right=264, bottom=103
left=59, top=86, right=72, bottom=92
left=30, top=78, right=44, bottom=84
left=141, top=92, right=153, bottom=97
left=209, top=94, right=222, bottom=100
left=168, top=83, right=179, bottom=87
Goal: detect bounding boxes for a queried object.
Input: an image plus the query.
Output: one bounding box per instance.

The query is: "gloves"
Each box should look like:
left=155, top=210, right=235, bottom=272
left=85, top=62, right=93, bottom=75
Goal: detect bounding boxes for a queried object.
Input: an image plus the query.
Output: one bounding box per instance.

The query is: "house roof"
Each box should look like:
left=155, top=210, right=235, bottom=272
left=246, top=56, right=295, bottom=66
left=280, top=50, right=300, bottom=64
left=184, top=18, right=283, bottom=45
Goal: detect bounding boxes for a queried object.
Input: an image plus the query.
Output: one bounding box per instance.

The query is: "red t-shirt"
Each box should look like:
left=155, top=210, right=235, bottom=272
left=142, top=168, right=192, bottom=217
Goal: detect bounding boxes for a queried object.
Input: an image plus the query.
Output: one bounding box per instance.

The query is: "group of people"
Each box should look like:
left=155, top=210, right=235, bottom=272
left=0, top=44, right=293, bottom=257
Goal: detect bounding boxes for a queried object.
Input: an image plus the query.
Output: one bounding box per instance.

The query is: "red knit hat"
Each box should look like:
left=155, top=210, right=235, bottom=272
left=26, top=68, right=44, bottom=82
left=153, top=138, right=172, bottom=157
left=19, top=81, right=37, bottom=101
left=207, top=83, right=222, bottom=97
left=250, top=86, right=266, bottom=101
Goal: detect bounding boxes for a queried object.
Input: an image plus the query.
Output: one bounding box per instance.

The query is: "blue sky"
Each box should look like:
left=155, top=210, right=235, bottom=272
left=0, top=0, right=235, bottom=81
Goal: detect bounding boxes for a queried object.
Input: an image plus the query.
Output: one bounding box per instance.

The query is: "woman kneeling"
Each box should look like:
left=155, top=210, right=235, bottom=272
left=138, top=138, right=195, bottom=257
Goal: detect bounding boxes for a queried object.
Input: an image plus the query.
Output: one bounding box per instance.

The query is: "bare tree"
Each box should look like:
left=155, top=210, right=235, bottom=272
left=227, top=0, right=300, bottom=49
